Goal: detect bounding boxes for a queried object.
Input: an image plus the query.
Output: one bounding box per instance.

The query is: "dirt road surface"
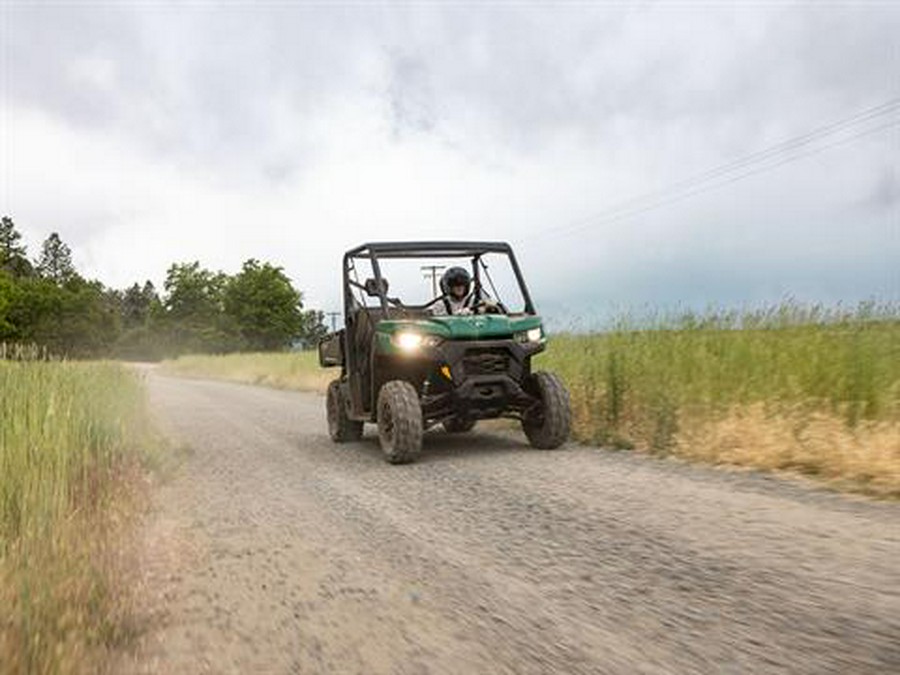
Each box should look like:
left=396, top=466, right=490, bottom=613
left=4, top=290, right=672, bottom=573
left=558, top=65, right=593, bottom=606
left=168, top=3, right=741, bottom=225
left=122, top=371, right=899, bottom=674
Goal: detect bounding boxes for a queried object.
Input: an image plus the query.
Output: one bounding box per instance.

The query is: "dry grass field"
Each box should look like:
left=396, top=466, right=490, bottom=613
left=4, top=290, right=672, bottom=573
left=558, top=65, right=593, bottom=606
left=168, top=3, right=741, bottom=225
left=161, top=350, right=331, bottom=393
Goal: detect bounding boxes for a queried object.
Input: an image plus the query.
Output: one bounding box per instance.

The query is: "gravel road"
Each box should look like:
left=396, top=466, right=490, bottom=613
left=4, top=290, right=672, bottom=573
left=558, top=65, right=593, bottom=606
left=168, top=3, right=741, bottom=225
left=123, top=371, right=900, bottom=674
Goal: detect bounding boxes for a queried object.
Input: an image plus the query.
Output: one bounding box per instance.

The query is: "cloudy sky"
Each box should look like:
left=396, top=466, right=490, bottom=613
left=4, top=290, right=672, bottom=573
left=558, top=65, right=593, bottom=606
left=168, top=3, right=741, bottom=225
left=2, top=1, right=898, bottom=324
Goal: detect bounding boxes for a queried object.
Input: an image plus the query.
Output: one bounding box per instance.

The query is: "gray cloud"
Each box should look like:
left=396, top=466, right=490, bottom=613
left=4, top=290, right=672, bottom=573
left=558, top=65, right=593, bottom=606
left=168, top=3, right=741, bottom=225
left=8, top=5, right=898, bottom=166
left=386, top=49, right=437, bottom=135
left=864, top=166, right=900, bottom=212
left=2, top=3, right=898, bottom=316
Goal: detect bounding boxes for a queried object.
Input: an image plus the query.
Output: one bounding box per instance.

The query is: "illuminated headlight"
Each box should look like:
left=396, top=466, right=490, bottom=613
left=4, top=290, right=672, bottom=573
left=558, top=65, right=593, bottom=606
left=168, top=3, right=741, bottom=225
left=392, top=332, right=441, bottom=352
left=515, top=327, right=544, bottom=344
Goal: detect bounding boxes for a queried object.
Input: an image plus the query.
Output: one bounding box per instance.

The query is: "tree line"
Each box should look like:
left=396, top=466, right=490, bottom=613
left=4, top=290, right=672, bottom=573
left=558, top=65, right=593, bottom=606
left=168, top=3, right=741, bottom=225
left=0, top=216, right=327, bottom=359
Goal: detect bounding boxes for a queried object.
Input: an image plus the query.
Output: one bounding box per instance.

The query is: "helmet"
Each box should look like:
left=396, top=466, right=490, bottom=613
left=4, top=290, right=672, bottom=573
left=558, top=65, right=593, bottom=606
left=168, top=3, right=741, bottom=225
left=440, top=266, right=471, bottom=300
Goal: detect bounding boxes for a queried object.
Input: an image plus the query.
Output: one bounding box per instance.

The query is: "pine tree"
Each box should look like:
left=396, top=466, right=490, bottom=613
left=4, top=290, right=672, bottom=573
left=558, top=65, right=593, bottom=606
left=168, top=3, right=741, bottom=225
left=37, top=232, right=77, bottom=284
left=122, top=280, right=160, bottom=329
left=0, top=216, right=33, bottom=278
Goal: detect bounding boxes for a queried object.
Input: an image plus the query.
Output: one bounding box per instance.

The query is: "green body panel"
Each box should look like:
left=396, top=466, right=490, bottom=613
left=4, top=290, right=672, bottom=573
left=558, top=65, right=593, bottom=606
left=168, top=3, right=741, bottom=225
left=374, top=314, right=542, bottom=354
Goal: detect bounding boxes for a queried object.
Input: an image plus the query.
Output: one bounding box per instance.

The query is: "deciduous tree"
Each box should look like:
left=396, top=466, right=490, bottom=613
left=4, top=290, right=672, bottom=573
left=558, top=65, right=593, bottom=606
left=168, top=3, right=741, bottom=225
left=162, top=262, right=231, bottom=353
left=300, top=309, right=328, bottom=347
left=223, top=259, right=304, bottom=351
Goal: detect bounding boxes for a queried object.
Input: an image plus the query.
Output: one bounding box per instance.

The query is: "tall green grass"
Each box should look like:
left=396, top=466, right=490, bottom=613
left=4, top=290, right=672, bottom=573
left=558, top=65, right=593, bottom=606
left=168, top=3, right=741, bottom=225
left=1, top=358, right=154, bottom=673
left=538, top=303, right=900, bottom=496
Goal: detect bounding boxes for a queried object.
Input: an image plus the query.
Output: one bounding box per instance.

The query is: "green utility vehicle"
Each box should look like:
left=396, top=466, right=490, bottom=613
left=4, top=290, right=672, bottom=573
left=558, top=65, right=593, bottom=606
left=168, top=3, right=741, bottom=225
left=318, top=242, right=571, bottom=464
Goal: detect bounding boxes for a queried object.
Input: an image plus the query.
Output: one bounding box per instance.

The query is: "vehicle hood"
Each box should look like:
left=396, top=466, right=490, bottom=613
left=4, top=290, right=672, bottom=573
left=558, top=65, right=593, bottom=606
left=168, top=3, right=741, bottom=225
left=378, top=314, right=541, bottom=340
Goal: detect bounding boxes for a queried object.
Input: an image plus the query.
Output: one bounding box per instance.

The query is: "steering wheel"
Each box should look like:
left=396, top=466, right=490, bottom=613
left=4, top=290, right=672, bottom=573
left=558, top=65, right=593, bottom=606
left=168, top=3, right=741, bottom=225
left=473, top=299, right=507, bottom=315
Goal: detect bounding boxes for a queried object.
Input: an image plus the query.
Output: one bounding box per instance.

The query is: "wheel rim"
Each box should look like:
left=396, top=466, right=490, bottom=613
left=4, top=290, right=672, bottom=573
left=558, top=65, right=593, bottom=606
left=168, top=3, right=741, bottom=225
left=381, top=401, right=395, bottom=446
left=525, top=402, right=545, bottom=430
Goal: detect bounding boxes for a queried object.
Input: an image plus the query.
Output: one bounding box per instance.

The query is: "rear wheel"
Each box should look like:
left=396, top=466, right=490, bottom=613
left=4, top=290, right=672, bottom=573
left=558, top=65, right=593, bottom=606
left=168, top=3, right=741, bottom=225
left=443, top=417, right=477, bottom=433
left=327, top=379, right=363, bottom=442
left=377, top=381, right=423, bottom=464
left=522, top=371, right=571, bottom=449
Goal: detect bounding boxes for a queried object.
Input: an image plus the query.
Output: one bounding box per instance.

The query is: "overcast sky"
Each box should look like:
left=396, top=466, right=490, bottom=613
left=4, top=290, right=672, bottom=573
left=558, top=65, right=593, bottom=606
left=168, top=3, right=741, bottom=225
left=2, top=1, right=898, bottom=325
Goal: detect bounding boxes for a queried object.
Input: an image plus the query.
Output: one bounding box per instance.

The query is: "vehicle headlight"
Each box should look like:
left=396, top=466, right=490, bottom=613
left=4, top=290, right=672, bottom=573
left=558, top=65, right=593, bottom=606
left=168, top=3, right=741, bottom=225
left=392, top=332, right=441, bottom=352
left=514, top=327, right=544, bottom=344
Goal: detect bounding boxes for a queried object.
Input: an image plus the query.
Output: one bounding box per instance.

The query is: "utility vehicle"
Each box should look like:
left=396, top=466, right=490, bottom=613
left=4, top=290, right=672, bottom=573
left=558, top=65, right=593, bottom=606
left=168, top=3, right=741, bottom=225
left=318, top=241, right=570, bottom=464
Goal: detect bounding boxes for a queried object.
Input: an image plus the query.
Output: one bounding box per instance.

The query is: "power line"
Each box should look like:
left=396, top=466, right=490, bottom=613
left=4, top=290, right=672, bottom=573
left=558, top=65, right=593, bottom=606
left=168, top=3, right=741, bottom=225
left=564, top=97, right=900, bottom=230
left=531, top=96, right=900, bottom=241
left=634, top=97, right=900, bottom=201
left=546, top=118, right=900, bottom=239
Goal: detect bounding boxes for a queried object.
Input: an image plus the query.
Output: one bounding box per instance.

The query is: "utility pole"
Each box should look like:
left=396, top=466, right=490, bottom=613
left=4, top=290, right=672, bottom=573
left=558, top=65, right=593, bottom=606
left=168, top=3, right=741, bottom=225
left=421, top=265, right=445, bottom=297
left=326, top=311, right=341, bottom=332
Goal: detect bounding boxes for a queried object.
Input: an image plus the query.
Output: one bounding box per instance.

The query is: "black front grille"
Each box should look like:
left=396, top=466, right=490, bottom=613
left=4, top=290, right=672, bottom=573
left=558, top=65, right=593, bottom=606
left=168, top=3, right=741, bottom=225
left=463, top=349, right=510, bottom=376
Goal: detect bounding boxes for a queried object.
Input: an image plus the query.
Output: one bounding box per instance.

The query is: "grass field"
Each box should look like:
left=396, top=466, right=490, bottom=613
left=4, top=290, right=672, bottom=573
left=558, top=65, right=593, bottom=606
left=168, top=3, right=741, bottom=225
left=0, top=357, right=156, bottom=674
left=538, top=305, right=900, bottom=498
left=161, top=350, right=332, bottom=392
left=161, top=304, right=900, bottom=497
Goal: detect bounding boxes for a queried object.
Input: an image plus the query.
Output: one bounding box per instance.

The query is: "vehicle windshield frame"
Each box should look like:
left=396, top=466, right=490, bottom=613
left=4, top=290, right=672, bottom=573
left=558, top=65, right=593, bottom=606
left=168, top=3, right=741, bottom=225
left=342, top=241, right=536, bottom=317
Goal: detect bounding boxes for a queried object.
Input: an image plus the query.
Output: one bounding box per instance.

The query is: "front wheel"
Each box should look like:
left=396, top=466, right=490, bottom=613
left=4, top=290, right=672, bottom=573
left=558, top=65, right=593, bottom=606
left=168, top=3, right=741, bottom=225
left=377, top=381, right=423, bottom=464
left=327, top=379, right=363, bottom=442
left=522, top=371, right=571, bottom=449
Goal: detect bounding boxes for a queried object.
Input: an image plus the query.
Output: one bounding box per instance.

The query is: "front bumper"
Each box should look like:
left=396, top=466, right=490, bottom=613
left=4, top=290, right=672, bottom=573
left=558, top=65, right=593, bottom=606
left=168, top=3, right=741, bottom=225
left=419, top=339, right=543, bottom=422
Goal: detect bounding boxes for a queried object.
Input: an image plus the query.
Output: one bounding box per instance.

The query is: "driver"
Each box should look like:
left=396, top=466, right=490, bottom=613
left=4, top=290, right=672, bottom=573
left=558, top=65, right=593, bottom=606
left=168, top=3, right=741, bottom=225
left=432, top=266, right=475, bottom=315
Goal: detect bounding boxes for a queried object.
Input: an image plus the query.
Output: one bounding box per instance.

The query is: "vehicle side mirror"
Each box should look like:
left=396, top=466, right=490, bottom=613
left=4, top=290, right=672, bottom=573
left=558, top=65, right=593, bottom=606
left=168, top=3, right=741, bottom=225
left=364, top=277, right=389, bottom=297
left=318, top=330, right=344, bottom=367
